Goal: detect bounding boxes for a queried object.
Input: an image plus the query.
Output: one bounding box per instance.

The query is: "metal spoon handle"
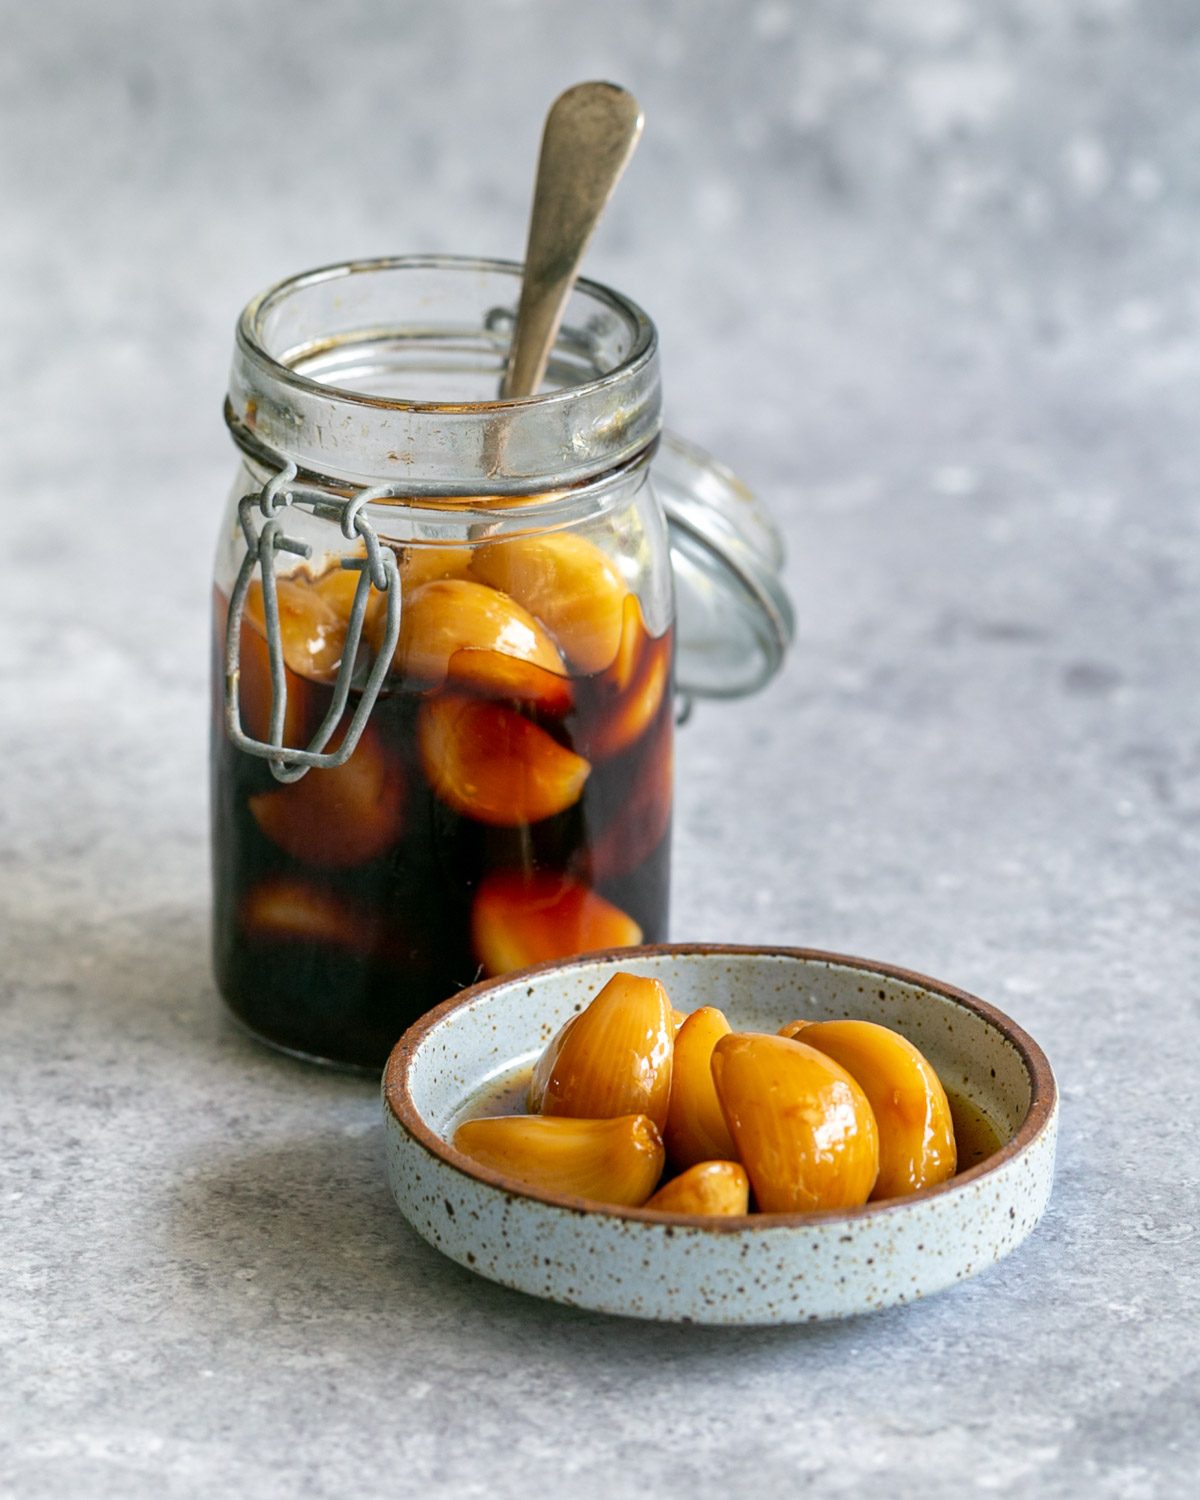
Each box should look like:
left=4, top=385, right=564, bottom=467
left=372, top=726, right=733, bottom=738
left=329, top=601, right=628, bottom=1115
left=501, top=81, right=644, bottom=400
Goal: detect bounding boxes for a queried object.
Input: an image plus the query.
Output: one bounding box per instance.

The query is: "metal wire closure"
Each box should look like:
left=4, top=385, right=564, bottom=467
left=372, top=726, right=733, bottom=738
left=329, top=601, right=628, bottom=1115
left=223, top=463, right=403, bottom=784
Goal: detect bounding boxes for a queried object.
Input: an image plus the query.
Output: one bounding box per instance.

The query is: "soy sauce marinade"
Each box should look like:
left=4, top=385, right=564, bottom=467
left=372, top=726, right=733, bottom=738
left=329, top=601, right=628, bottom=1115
left=210, top=545, right=673, bottom=1069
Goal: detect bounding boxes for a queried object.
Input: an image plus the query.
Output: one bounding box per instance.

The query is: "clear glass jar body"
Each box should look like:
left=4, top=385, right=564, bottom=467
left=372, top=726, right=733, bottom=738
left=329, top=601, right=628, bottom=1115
left=210, top=258, right=674, bottom=1068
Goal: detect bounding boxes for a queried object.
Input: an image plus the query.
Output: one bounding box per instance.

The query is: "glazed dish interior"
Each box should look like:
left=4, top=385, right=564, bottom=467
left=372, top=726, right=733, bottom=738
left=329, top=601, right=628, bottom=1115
left=400, top=948, right=1037, bottom=1214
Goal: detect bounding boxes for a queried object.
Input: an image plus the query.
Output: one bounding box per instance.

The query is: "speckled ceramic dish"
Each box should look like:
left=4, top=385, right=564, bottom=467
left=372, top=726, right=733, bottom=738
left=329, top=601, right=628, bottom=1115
left=382, top=946, right=1057, bottom=1324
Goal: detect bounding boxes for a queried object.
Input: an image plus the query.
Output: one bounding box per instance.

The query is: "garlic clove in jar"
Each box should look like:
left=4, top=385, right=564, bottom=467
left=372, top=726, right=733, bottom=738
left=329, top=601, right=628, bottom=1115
left=244, top=576, right=347, bottom=684
left=471, top=532, right=627, bottom=675
left=393, top=578, right=566, bottom=692
left=471, top=871, right=642, bottom=979
left=417, top=694, right=590, bottom=826
left=248, top=721, right=405, bottom=868
left=444, top=647, right=574, bottom=716
left=240, top=878, right=362, bottom=949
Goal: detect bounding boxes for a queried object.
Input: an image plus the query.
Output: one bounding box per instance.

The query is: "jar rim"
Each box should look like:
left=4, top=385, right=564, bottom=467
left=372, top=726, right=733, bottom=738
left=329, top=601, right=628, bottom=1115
left=227, top=255, right=663, bottom=494
left=236, top=253, right=658, bottom=415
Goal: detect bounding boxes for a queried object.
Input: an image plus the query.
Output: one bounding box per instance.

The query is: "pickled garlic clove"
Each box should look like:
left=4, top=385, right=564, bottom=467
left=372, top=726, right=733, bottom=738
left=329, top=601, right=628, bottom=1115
left=417, top=695, right=590, bottom=826
left=445, top=647, right=573, bottom=716
left=393, top=578, right=567, bottom=694
left=311, top=563, right=388, bottom=644
left=588, top=631, right=670, bottom=761
left=711, top=1033, right=880, bottom=1214
left=527, top=1013, right=579, bottom=1111
left=399, top=544, right=473, bottom=592
left=608, top=592, right=648, bottom=693
left=797, top=1020, right=957, bottom=1200
left=471, top=870, right=641, bottom=977
left=245, top=576, right=346, bottom=683
left=248, top=722, right=406, bottom=868
left=589, top=709, right=673, bottom=882
left=240, top=879, right=361, bottom=948
left=777, top=1019, right=811, bottom=1040
left=226, top=595, right=315, bottom=748
left=670, top=1008, right=688, bottom=1033
left=537, top=971, right=674, bottom=1130
left=664, top=1006, right=739, bottom=1170
left=471, top=532, right=627, bottom=675
left=452, top=1113, right=665, bottom=1207
left=644, top=1160, right=750, bottom=1216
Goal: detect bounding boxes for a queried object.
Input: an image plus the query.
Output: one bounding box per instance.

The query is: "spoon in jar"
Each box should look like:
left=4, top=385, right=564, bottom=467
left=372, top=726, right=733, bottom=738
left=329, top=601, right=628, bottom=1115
left=500, top=81, right=644, bottom=400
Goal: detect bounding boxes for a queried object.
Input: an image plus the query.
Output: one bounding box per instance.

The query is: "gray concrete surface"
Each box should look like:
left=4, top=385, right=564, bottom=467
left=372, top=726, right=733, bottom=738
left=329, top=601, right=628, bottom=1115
left=3, top=1, right=1198, bottom=1495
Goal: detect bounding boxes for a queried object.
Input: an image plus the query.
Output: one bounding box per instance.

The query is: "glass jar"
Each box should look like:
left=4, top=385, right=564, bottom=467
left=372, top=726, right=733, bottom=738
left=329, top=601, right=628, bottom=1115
left=211, top=256, right=791, bottom=1069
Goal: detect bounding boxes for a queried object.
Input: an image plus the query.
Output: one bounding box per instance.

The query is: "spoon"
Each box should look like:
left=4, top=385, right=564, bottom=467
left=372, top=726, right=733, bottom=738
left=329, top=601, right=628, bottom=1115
left=501, top=81, right=644, bottom=400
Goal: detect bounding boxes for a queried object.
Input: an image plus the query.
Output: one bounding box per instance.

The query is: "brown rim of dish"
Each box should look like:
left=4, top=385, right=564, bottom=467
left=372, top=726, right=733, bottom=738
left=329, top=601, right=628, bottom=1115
left=382, top=943, right=1058, bottom=1231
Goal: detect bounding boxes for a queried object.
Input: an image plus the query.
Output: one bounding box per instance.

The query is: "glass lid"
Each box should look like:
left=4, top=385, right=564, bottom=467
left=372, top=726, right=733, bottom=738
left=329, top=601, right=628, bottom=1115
left=652, top=431, right=794, bottom=699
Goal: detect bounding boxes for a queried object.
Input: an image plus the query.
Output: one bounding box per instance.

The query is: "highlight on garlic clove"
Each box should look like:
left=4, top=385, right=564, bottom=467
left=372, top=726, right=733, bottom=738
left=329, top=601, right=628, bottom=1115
left=471, top=531, right=627, bottom=675
left=244, top=576, right=347, bottom=684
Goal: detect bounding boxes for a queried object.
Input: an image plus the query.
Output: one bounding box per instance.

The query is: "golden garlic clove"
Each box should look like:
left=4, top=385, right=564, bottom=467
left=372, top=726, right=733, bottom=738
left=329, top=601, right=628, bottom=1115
left=670, top=1008, right=688, bottom=1033
left=217, top=585, right=315, bottom=749
left=588, top=632, right=670, bottom=761
left=393, top=578, right=567, bottom=691
left=590, top=708, right=673, bottom=882
left=472, top=532, right=627, bottom=674
left=608, top=592, right=648, bottom=693
left=452, top=1113, right=665, bottom=1207
left=399, top=544, right=473, bottom=592
left=538, top=971, right=675, bottom=1130
left=249, top=722, right=406, bottom=868
left=444, top=647, right=573, bottom=716
left=245, top=576, right=346, bottom=683
left=644, top=1160, right=750, bottom=1216
left=777, top=1019, right=811, bottom=1040
left=664, top=1006, right=739, bottom=1170
left=527, top=1013, right=579, bottom=1112
left=240, top=879, right=361, bottom=948
left=797, top=1020, right=957, bottom=1199
left=417, top=694, right=590, bottom=826
left=711, top=1033, right=880, bottom=1214
left=311, top=561, right=388, bottom=646
left=472, top=871, right=642, bottom=979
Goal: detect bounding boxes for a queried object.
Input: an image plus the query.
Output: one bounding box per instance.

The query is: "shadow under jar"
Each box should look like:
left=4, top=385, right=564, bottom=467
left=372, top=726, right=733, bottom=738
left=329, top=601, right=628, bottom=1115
left=211, top=257, right=792, bottom=1069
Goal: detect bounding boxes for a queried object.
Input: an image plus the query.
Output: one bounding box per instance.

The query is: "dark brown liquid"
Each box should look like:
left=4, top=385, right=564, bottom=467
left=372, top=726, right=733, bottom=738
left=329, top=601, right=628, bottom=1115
left=210, top=583, right=673, bottom=1069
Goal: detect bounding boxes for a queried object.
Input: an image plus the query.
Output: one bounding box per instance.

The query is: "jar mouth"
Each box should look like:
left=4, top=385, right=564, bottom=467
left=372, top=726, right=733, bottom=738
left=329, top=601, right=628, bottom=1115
left=239, top=254, right=657, bottom=413
left=228, top=255, right=662, bottom=494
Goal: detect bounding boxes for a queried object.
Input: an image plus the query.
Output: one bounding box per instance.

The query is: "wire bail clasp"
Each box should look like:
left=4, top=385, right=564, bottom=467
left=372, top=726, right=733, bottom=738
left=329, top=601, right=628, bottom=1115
left=223, top=463, right=402, bottom=784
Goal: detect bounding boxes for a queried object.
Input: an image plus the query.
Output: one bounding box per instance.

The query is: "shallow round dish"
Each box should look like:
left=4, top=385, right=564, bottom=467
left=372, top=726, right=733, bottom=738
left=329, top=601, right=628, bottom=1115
left=382, top=946, right=1058, bottom=1325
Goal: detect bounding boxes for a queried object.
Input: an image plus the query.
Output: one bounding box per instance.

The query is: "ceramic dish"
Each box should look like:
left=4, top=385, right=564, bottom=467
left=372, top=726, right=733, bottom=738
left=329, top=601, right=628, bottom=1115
left=382, top=945, right=1058, bottom=1325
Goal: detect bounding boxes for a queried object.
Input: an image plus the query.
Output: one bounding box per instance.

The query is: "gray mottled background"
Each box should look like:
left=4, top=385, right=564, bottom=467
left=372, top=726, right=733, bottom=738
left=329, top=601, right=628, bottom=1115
left=3, top=1, right=1198, bottom=1496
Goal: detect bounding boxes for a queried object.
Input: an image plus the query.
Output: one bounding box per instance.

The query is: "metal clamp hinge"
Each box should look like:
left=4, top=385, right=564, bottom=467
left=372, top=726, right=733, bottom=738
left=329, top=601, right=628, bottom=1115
left=223, top=463, right=403, bottom=784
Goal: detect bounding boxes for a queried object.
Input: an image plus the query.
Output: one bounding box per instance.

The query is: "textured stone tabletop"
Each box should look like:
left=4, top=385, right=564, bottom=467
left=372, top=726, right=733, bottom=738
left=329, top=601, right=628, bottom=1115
left=4, top=2, right=1198, bottom=1496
